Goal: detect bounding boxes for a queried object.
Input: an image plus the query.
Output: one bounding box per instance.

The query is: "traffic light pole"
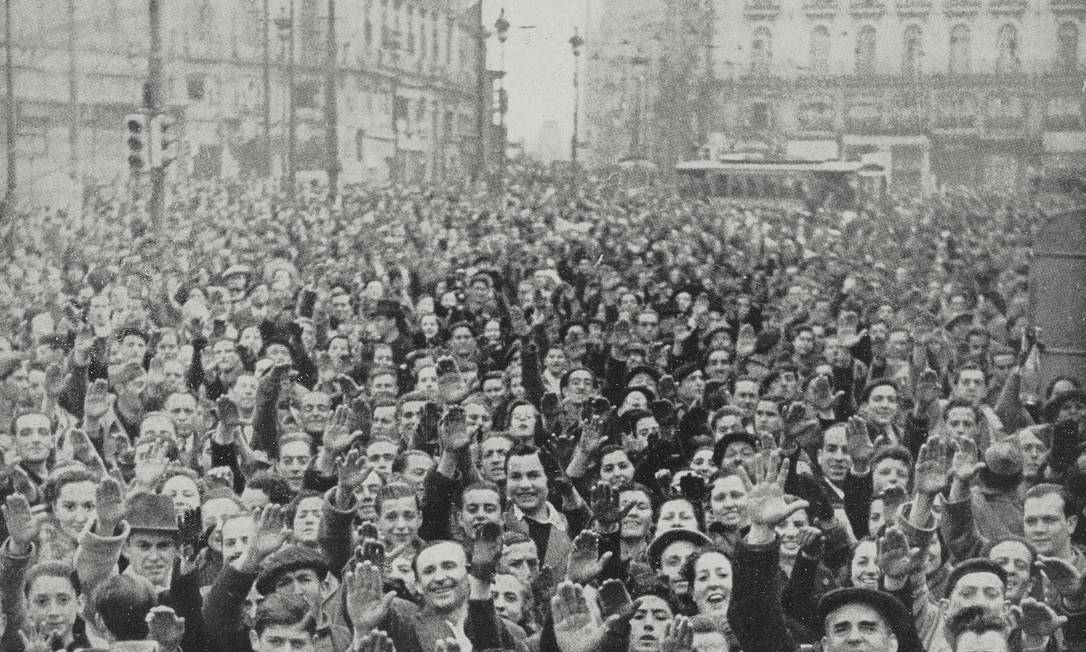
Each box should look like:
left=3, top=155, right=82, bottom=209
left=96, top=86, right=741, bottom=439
left=147, top=0, right=164, bottom=226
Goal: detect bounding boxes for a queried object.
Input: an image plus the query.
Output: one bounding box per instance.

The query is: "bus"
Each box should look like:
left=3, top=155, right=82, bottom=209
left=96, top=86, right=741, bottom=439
left=675, top=156, right=886, bottom=212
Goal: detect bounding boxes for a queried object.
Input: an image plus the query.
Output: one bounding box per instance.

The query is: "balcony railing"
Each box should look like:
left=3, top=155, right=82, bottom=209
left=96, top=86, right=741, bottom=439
left=944, top=0, right=981, bottom=14
left=896, top=0, right=932, bottom=15
left=989, top=0, right=1028, bottom=13
left=744, top=0, right=782, bottom=18
left=803, top=0, right=840, bottom=16
left=1050, top=0, right=1086, bottom=16
left=933, top=115, right=977, bottom=129
left=1043, top=115, right=1083, bottom=131
left=987, top=115, right=1025, bottom=130
left=850, top=0, right=887, bottom=15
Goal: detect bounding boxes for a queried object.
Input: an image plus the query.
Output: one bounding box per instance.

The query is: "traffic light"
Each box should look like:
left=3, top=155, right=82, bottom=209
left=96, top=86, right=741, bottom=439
left=125, top=113, right=148, bottom=175
left=150, top=114, right=178, bottom=169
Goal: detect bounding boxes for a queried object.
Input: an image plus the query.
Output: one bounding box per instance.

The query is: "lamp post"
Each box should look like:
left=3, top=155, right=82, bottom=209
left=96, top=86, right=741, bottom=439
left=569, top=28, right=584, bottom=167
left=274, top=3, right=295, bottom=199
left=628, top=52, right=649, bottom=161
left=494, top=8, right=509, bottom=186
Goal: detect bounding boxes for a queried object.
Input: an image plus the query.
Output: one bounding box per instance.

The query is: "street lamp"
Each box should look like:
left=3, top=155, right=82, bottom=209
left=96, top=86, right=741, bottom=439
left=494, top=8, right=510, bottom=184
left=569, top=28, right=584, bottom=167
left=628, top=52, right=649, bottom=161
left=274, top=3, right=295, bottom=199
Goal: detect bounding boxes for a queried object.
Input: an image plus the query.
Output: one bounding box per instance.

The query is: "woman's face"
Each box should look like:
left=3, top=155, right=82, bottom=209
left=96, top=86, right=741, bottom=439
left=656, top=498, right=699, bottom=532
left=619, top=489, right=653, bottom=540
left=689, top=448, right=717, bottom=478
left=156, top=333, right=179, bottom=360
left=709, top=475, right=748, bottom=528
left=850, top=540, right=880, bottom=589
left=543, top=347, right=568, bottom=375
left=54, top=481, right=97, bottom=539
left=415, top=366, right=438, bottom=394
left=484, top=320, right=502, bottom=344
left=161, top=474, right=201, bottom=516
left=599, top=450, right=635, bottom=487
left=691, top=551, right=732, bottom=616
left=421, top=315, right=440, bottom=339
left=774, top=509, right=809, bottom=558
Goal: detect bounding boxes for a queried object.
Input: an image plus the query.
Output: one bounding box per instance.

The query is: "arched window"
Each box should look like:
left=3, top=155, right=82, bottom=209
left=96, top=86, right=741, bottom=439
left=1057, top=23, right=1079, bottom=73
left=810, top=26, right=831, bottom=75
left=903, top=25, right=923, bottom=74
left=751, top=27, right=773, bottom=75
left=996, top=24, right=1020, bottom=73
left=856, top=26, right=877, bottom=75
left=949, top=24, right=970, bottom=74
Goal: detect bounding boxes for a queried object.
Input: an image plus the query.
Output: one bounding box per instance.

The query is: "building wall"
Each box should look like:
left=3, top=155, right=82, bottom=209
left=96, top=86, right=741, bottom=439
left=0, top=0, right=484, bottom=206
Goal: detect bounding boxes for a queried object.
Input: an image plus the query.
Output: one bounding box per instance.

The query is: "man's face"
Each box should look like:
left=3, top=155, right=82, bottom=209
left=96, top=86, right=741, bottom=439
left=989, top=540, right=1033, bottom=602
left=416, top=543, right=470, bottom=613
left=119, top=334, right=147, bottom=363
left=705, top=351, right=731, bottom=380
left=820, top=426, right=851, bottom=483
left=865, top=385, right=899, bottom=424
left=506, top=453, right=549, bottom=514
left=297, top=392, right=332, bottom=432
left=265, top=343, right=291, bottom=366
left=372, top=405, right=397, bottom=439
left=460, top=488, right=503, bottom=536
left=293, top=496, right=323, bottom=544
left=659, top=540, right=696, bottom=593
left=990, top=353, right=1016, bottom=385
left=480, top=437, right=512, bottom=482
left=492, top=574, right=526, bottom=624
left=273, top=568, right=324, bottom=608
left=330, top=294, right=353, bottom=321
left=821, top=603, right=898, bottom=652
left=636, top=312, right=659, bottom=340
left=231, top=375, right=258, bottom=411
left=222, top=514, right=256, bottom=564
left=14, top=413, right=53, bottom=463
left=1017, top=431, right=1047, bottom=477
left=165, top=393, right=198, bottom=432
left=732, top=381, right=759, bottom=415
left=625, top=416, right=656, bottom=454
left=1023, top=493, right=1076, bottom=556
left=162, top=360, right=186, bottom=393
left=126, top=531, right=178, bottom=586
left=463, top=403, right=492, bottom=434
left=398, top=400, right=425, bottom=440
left=449, top=327, right=475, bottom=357
left=378, top=495, right=420, bottom=546
left=945, top=406, right=978, bottom=442
left=278, top=440, right=312, bottom=491
left=202, top=497, right=242, bottom=551
left=27, top=575, right=81, bottom=640
left=482, top=378, right=506, bottom=404
left=508, top=405, right=536, bottom=442
left=1058, top=397, right=1086, bottom=422
left=402, top=453, right=433, bottom=487
left=954, top=370, right=987, bottom=404
left=628, top=595, right=674, bottom=652
left=944, top=572, right=1007, bottom=619
left=678, top=371, right=706, bottom=403
left=872, top=458, right=909, bottom=494
left=753, top=400, right=782, bottom=436
left=352, top=470, right=384, bottom=521
left=365, top=440, right=398, bottom=475
left=500, top=541, right=540, bottom=585
left=887, top=331, right=911, bottom=360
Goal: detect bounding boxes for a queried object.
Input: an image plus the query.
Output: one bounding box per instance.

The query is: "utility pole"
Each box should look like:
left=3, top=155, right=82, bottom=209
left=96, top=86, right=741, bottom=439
left=147, top=0, right=165, bottom=226
left=67, top=0, right=79, bottom=180
left=324, top=0, right=339, bottom=198
left=472, top=2, right=486, bottom=183
left=4, top=0, right=15, bottom=212
left=262, top=0, right=271, bottom=176
left=286, top=0, right=296, bottom=199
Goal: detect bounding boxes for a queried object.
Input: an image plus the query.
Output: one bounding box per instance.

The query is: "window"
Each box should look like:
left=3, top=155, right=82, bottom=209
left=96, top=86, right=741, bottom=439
left=856, top=26, right=877, bottom=75
left=903, top=25, right=923, bottom=74
left=750, top=102, right=770, bottom=129
left=1057, top=23, right=1078, bottom=73
left=186, top=74, right=206, bottom=101
left=810, top=26, right=830, bottom=75
left=751, top=27, right=772, bottom=75
left=996, top=24, right=1020, bottom=74
left=949, top=24, right=970, bottom=74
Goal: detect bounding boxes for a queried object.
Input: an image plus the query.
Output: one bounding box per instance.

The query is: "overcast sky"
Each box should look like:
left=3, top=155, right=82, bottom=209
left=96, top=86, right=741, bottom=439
left=480, top=1, right=590, bottom=153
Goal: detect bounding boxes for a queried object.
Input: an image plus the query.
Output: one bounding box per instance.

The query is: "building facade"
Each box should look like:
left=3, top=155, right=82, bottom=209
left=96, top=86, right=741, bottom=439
left=0, top=0, right=485, bottom=206
left=585, top=0, right=1086, bottom=192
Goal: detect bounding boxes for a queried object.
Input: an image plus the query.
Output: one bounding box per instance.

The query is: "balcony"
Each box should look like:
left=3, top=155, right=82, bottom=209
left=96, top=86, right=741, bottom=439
left=944, top=0, right=981, bottom=14
left=1044, top=115, right=1083, bottom=131
left=989, top=0, right=1028, bottom=14
left=1050, top=0, right=1086, bottom=17
left=933, top=115, right=977, bottom=129
left=803, top=0, right=840, bottom=16
left=744, top=0, right=782, bottom=18
left=896, top=0, right=932, bottom=15
left=850, top=0, right=887, bottom=16
left=986, top=115, right=1025, bottom=130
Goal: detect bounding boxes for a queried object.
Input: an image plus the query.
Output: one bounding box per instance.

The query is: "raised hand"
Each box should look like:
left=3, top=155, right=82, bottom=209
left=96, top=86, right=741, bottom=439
left=338, top=449, right=372, bottom=497
left=96, top=475, right=126, bottom=535
left=550, top=581, right=605, bottom=652
left=1035, top=555, right=1084, bottom=599
left=217, top=395, right=240, bottom=432
left=470, top=522, right=503, bottom=583
left=913, top=369, right=941, bottom=412
left=2, top=494, right=42, bottom=554
left=83, top=378, right=111, bottom=421
left=177, top=508, right=205, bottom=560
left=661, top=615, right=695, bottom=652
left=914, top=438, right=950, bottom=496
left=1013, top=597, right=1068, bottom=639
left=344, top=560, right=397, bottom=633
left=241, top=505, right=291, bottom=569
left=353, top=630, right=396, bottom=652
left=577, top=415, right=605, bottom=457
left=598, top=578, right=632, bottom=619
left=845, top=415, right=875, bottom=468
left=738, top=452, right=809, bottom=529
left=591, top=482, right=630, bottom=532
left=145, top=605, right=186, bottom=652
left=877, top=527, right=925, bottom=579
left=541, top=392, right=561, bottom=420
left=566, top=530, right=612, bottom=584
left=736, top=324, right=757, bottom=358
left=782, top=402, right=820, bottom=450
left=206, top=466, right=234, bottom=489
left=796, top=526, right=825, bottom=559
left=510, top=305, right=530, bottom=338
left=657, top=375, right=677, bottom=402
left=324, top=404, right=357, bottom=453
left=434, top=639, right=462, bottom=652
left=837, top=311, right=865, bottom=348
left=806, top=375, right=842, bottom=413
left=439, top=406, right=472, bottom=451
left=950, top=438, right=985, bottom=485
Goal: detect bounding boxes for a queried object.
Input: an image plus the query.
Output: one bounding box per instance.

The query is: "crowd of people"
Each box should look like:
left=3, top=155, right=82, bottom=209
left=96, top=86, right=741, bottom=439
left=0, top=161, right=1083, bottom=652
